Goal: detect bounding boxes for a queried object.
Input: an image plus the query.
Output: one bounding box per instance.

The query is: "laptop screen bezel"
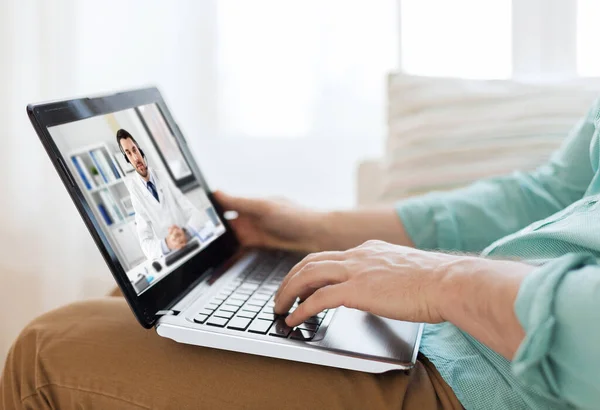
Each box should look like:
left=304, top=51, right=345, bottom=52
left=27, top=87, right=240, bottom=329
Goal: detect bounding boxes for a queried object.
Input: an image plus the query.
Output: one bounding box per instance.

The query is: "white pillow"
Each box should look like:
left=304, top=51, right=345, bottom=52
left=380, top=73, right=600, bottom=202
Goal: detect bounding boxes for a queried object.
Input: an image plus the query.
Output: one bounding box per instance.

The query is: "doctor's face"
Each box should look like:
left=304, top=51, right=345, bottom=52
left=120, top=137, right=148, bottom=178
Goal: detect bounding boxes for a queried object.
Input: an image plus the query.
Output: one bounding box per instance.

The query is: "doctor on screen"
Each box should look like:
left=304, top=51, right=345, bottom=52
left=117, top=129, right=206, bottom=260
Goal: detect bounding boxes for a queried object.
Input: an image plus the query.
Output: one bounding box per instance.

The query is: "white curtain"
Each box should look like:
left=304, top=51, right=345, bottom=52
left=1, top=1, right=84, bottom=309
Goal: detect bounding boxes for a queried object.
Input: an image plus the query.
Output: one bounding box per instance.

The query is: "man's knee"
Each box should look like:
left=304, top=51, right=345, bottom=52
left=1, top=299, right=130, bottom=409
left=1, top=315, right=41, bottom=409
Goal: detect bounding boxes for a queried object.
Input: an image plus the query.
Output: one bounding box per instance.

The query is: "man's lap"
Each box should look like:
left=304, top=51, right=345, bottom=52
left=0, top=298, right=462, bottom=409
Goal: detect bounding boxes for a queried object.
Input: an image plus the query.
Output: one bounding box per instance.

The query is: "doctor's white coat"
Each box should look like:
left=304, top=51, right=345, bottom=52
left=125, top=168, right=202, bottom=260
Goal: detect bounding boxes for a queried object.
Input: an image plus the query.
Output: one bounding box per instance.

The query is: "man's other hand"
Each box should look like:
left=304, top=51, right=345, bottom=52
left=213, top=191, right=326, bottom=253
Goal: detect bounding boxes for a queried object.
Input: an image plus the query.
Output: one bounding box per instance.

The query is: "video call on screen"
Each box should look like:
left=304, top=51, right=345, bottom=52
left=48, top=104, right=226, bottom=295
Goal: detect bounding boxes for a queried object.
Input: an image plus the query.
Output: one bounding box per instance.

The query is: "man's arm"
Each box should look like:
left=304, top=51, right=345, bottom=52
left=275, top=244, right=600, bottom=408
left=436, top=256, right=532, bottom=359
left=315, top=99, right=597, bottom=254
left=275, top=241, right=531, bottom=358
left=317, top=208, right=415, bottom=251
left=395, top=100, right=599, bottom=253
left=442, top=253, right=600, bottom=408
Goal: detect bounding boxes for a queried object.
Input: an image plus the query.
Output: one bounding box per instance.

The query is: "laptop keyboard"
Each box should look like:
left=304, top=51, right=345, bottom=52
left=192, top=251, right=328, bottom=341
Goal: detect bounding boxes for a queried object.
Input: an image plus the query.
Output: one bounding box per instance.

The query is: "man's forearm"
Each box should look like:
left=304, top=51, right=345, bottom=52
left=436, top=256, right=534, bottom=360
left=316, top=208, right=414, bottom=252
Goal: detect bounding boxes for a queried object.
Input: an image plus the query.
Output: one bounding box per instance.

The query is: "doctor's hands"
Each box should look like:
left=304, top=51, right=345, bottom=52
left=166, top=225, right=188, bottom=251
left=213, top=191, right=327, bottom=253
left=273, top=240, right=453, bottom=327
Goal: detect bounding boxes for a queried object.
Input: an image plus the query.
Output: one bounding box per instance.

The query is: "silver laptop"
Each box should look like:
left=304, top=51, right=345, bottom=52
left=27, top=87, right=422, bottom=373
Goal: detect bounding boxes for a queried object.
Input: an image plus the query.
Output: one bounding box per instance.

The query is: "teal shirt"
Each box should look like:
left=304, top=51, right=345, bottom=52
left=396, top=100, right=600, bottom=409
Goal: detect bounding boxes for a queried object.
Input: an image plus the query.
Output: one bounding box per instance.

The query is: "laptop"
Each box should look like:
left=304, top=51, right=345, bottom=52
left=27, top=87, right=422, bottom=373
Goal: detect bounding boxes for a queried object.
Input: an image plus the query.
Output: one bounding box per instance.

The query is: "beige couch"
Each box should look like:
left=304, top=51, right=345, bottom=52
left=357, top=73, right=600, bottom=206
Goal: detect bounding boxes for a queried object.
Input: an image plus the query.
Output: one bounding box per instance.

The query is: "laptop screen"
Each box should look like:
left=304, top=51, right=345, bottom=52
left=48, top=103, right=226, bottom=295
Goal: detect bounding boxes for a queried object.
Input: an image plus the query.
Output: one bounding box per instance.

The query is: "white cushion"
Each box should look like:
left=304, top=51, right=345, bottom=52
left=378, top=73, right=600, bottom=202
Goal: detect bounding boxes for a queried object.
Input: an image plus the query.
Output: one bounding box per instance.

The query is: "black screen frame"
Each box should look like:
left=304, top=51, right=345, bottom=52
left=27, top=87, right=240, bottom=329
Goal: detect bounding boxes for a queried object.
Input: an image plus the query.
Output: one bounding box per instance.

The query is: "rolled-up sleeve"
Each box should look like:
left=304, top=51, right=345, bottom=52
left=513, top=253, right=600, bottom=409
left=396, top=100, right=598, bottom=253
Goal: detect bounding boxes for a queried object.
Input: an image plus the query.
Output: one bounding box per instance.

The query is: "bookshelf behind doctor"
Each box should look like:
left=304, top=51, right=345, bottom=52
left=69, top=143, right=146, bottom=270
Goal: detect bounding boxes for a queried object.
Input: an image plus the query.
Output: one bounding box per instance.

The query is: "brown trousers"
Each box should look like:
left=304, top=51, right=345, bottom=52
left=0, top=292, right=462, bottom=409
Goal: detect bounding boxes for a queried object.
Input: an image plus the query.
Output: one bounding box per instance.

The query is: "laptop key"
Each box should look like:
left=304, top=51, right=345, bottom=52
left=247, top=319, right=273, bottom=334
left=227, top=317, right=252, bottom=331
left=237, top=310, right=257, bottom=319
left=242, top=304, right=261, bottom=313
left=269, top=318, right=293, bottom=338
left=193, top=314, right=209, bottom=324
left=290, top=328, right=315, bottom=341
left=223, top=298, right=244, bottom=307
left=251, top=293, right=270, bottom=302
left=220, top=304, right=240, bottom=313
left=304, top=316, right=322, bottom=325
left=213, top=310, right=234, bottom=319
left=199, top=308, right=215, bottom=316
left=261, top=306, right=276, bottom=315
left=246, top=279, right=262, bottom=285
left=246, top=299, right=266, bottom=307
left=257, top=312, right=275, bottom=321
left=230, top=293, right=250, bottom=301
left=206, top=316, right=228, bottom=327
left=298, top=322, right=318, bottom=332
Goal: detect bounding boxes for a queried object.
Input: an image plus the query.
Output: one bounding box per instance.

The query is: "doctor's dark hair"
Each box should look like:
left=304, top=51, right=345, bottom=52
left=116, top=129, right=145, bottom=162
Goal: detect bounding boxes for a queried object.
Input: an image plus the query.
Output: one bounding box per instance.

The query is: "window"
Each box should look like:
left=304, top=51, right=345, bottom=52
left=216, top=0, right=399, bottom=139
left=577, top=0, right=600, bottom=76
left=400, top=0, right=512, bottom=79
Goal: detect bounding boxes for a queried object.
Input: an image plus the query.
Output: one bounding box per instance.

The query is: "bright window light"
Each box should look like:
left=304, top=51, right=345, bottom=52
left=577, top=0, right=600, bottom=76
left=400, top=0, right=512, bottom=79
left=217, top=0, right=398, bottom=139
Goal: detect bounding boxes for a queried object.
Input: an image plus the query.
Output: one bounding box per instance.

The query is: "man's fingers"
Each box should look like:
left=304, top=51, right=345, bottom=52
left=274, top=260, right=347, bottom=314
left=285, top=283, right=350, bottom=327
left=275, top=251, right=346, bottom=301
left=213, top=190, right=269, bottom=216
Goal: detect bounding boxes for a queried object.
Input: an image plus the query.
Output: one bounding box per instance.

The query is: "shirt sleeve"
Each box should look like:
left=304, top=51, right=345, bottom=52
left=396, top=99, right=599, bottom=253
left=161, top=238, right=170, bottom=255
left=512, top=253, right=600, bottom=409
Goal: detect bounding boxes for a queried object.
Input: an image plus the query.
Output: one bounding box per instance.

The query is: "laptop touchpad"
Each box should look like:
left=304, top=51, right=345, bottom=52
left=316, top=307, right=420, bottom=364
